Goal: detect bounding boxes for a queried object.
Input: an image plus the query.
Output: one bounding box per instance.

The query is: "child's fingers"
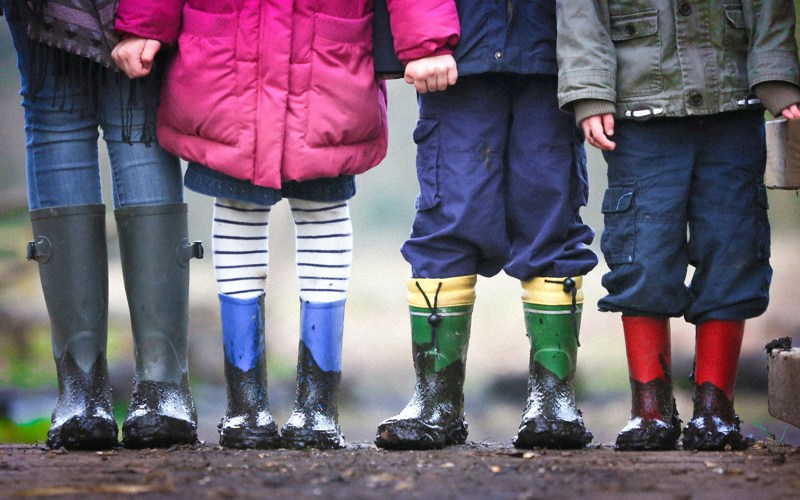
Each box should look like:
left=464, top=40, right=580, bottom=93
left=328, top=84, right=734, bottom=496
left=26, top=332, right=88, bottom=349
left=447, top=66, right=458, bottom=86
left=582, top=115, right=616, bottom=151
left=781, top=104, right=800, bottom=120
left=140, top=39, right=162, bottom=65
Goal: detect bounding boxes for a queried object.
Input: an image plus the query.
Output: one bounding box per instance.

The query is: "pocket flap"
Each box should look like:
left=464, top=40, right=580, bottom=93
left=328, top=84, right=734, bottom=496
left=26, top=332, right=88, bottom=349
left=610, top=11, right=659, bottom=41
left=602, top=186, right=635, bottom=213
left=723, top=3, right=746, bottom=29
left=413, top=118, right=439, bottom=145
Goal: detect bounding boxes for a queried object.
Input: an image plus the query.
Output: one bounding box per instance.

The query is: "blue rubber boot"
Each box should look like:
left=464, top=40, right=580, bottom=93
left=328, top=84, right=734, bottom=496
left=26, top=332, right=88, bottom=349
left=281, top=299, right=346, bottom=449
left=218, top=293, right=280, bottom=449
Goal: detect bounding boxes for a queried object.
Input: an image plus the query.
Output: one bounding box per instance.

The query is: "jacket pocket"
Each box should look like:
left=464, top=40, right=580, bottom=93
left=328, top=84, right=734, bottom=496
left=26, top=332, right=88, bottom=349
left=722, top=2, right=749, bottom=91
left=161, top=5, right=241, bottom=147
left=413, top=118, right=441, bottom=211
left=610, top=10, right=663, bottom=98
left=307, top=12, right=383, bottom=148
left=601, top=186, right=635, bottom=265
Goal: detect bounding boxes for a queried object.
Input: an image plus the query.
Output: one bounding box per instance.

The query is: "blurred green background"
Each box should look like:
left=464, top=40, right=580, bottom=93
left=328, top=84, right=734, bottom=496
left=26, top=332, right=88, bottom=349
left=2, top=12, right=800, bottom=447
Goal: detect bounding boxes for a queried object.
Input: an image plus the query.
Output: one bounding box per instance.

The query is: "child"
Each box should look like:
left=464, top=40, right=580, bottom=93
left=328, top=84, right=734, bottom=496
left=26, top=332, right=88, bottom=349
left=2, top=0, right=200, bottom=449
left=374, top=0, right=599, bottom=450
left=556, top=0, right=800, bottom=451
left=112, top=0, right=459, bottom=449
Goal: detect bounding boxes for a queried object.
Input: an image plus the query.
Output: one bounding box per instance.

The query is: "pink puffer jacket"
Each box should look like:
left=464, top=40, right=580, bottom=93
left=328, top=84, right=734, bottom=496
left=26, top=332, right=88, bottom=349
left=116, top=0, right=459, bottom=189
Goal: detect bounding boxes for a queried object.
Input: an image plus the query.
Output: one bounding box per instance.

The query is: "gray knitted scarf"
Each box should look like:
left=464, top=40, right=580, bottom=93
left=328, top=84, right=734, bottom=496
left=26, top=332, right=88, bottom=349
left=26, top=0, right=119, bottom=67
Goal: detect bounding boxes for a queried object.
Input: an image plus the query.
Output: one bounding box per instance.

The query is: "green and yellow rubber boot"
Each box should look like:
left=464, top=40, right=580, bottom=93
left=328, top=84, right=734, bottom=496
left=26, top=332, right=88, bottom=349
left=375, top=276, right=476, bottom=450
left=513, top=277, right=592, bottom=449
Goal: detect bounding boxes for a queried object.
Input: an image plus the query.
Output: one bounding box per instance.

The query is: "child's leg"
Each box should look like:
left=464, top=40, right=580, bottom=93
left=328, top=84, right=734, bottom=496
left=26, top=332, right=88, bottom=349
left=213, top=198, right=279, bottom=449
left=379, top=75, right=509, bottom=450
left=28, top=206, right=118, bottom=450
left=615, top=316, right=681, bottom=451
left=680, top=110, right=767, bottom=451
left=281, top=198, right=352, bottom=449
left=503, top=75, right=597, bottom=449
left=682, top=320, right=746, bottom=451
left=400, top=74, right=512, bottom=279
left=514, top=277, right=593, bottom=449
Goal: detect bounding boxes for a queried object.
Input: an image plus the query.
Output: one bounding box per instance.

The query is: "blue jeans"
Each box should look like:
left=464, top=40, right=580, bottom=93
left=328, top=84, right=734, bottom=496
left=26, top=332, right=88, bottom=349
left=3, top=5, right=182, bottom=210
left=599, top=111, right=771, bottom=324
left=401, top=74, right=597, bottom=280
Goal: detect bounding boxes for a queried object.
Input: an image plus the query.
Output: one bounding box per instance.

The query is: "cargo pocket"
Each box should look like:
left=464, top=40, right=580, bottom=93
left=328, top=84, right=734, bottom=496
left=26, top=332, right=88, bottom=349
left=413, top=118, right=441, bottom=211
left=601, top=186, right=636, bottom=264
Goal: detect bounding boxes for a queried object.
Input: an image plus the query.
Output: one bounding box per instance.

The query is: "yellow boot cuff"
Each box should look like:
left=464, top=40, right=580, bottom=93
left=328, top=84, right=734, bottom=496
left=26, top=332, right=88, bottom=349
left=408, top=276, right=477, bottom=308
left=521, top=276, right=584, bottom=306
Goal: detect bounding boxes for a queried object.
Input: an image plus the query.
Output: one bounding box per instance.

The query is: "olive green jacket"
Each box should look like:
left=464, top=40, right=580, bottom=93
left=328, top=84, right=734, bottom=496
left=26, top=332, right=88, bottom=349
left=556, top=0, right=800, bottom=121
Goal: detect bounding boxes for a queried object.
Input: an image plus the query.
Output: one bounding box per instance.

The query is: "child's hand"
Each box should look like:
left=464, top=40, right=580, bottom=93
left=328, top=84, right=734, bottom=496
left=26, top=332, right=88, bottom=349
left=581, top=114, right=616, bottom=151
left=781, top=103, right=800, bottom=120
left=112, top=37, right=162, bottom=79
left=404, top=54, right=458, bottom=94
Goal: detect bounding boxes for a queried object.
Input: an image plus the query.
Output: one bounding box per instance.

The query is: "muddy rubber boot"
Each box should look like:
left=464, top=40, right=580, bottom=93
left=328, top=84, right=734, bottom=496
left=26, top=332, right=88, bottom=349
left=682, top=320, right=746, bottom=451
left=375, top=276, right=475, bottom=450
left=28, top=205, right=118, bottom=450
left=115, top=204, right=203, bottom=449
left=281, top=300, right=347, bottom=449
left=615, top=316, right=681, bottom=451
left=218, top=293, right=280, bottom=449
left=513, top=277, right=592, bottom=450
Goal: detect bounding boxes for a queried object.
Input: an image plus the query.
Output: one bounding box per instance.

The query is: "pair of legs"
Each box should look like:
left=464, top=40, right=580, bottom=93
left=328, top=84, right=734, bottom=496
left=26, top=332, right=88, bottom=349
left=601, top=111, right=770, bottom=451
left=211, top=197, right=352, bottom=449
left=5, top=6, right=199, bottom=450
left=375, top=74, right=598, bottom=450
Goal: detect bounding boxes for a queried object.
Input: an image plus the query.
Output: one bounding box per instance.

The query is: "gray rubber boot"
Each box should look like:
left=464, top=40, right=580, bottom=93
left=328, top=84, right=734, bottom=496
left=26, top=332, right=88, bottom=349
left=115, top=203, right=203, bottom=449
left=28, top=204, right=118, bottom=450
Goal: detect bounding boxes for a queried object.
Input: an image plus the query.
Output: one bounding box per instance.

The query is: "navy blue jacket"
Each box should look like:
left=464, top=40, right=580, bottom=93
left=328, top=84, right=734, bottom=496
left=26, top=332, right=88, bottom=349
left=454, top=0, right=558, bottom=76
left=374, top=0, right=558, bottom=77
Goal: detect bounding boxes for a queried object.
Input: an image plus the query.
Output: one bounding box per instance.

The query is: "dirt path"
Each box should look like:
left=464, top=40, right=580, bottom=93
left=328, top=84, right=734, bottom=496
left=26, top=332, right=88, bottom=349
left=1, top=441, right=798, bottom=499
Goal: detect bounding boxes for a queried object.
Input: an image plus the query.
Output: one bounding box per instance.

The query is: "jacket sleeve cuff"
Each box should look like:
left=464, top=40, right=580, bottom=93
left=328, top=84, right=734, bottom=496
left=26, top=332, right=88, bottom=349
left=748, top=51, right=800, bottom=89
left=557, top=69, right=616, bottom=112
left=572, top=99, right=616, bottom=126
left=753, top=81, right=800, bottom=117
left=115, top=0, right=184, bottom=45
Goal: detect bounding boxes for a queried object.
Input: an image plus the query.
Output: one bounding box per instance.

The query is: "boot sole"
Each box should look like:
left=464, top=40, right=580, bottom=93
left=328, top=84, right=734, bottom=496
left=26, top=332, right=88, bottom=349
left=47, top=415, right=118, bottom=450
left=375, top=418, right=468, bottom=450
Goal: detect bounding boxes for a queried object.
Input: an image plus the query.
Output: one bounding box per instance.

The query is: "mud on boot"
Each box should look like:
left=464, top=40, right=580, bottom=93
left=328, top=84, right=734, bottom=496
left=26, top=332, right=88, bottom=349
left=47, top=353, right=118, bottom=450
left=512, top=361, right=592, bottom=449
left=281, top=342, right=345, bottom=449
left=513, top=277, right=591, bottom=450
left=376, top=360, right=469, bottom=450
left=218, top=293, right=281, bottom=449
left=615, top=378, right=681, bottom=451
left=218, top=356, right=281, bottom=450
left=682, top=382, right=746, bottom=451
left=122, top=378, right=197, bottom=448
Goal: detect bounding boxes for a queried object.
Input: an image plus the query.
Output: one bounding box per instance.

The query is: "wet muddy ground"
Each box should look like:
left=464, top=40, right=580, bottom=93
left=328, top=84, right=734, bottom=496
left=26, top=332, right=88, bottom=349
left=1, top=440, right=798, bottom=499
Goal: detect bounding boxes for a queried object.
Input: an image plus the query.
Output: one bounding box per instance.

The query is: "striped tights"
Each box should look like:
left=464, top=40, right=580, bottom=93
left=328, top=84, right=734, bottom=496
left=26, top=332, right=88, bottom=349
left=212, top=197, right=352, bottom=303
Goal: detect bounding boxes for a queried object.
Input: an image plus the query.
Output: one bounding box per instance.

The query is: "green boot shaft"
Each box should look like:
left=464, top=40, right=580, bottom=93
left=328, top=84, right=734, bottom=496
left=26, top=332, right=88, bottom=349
left=29, top=205, right=108, bottom=372
left=524, top=303, right=581, bottom=380
left=410, top=304, right=472, bottom=373
left=115, top=203, right=203, bottom=384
